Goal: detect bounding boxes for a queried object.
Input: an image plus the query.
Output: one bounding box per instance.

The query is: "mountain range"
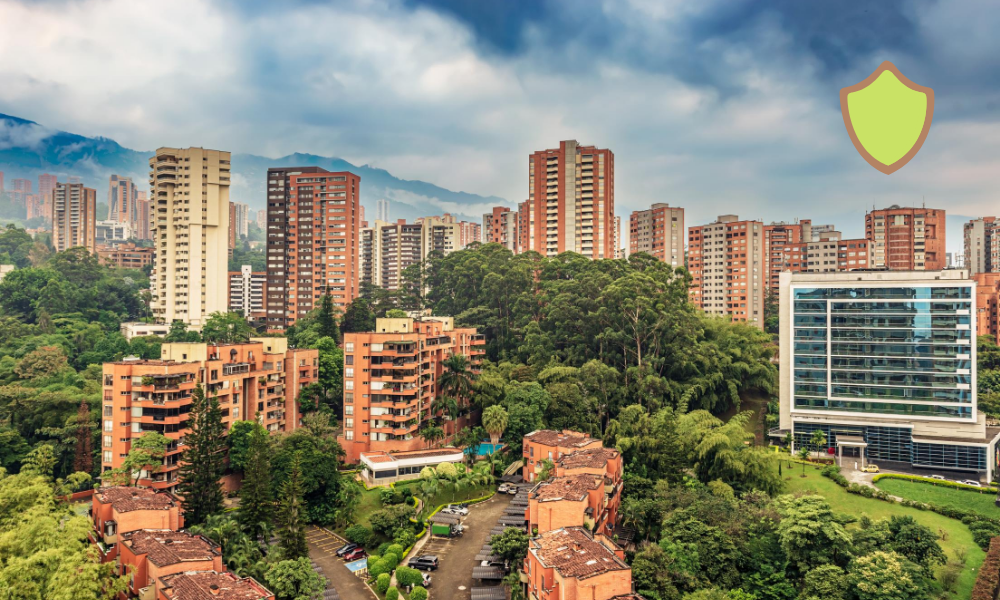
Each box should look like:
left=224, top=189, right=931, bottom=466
left=0, top=113, right=510, bottom=223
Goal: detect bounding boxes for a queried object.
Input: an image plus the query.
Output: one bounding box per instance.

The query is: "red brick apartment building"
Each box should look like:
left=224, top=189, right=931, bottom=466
left=865, top=205, right=945, bottom=271
left=265, top=167, right=361, bottom=331
left=482, top=206, right=519, bottom=252
left=524, top=140, right=615, bottom=259
left=522, top=429, right=603, bottom=483
left=628, top=203, right=685, bottom=267
left=524, top=527, right=634, bottom=600
left=687, top=215, right=765, bottom=326
left=90, top=486, right=182, bottom=563
left=157, top=571, right=274, bottom=600
left=98, top=243, right=155, bottom=270
left=338, top=315, right=485, bottom=463
left=976, top=272, right=1000, bottom=343
left=101, top=340, right=316, bottom=491
left=118, top=530, right=223, bottom=598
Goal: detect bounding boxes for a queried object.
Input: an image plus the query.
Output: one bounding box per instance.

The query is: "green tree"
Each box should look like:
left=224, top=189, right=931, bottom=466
left=847, top=551, right=929, bottom=600
left=490, top=527, right=530, bottom=565
left=276, top=451, right=309, bottom=559
left=410, top=586, right=428, bottom=600
left=316, top=294, right=340, bottom=341
left=439, top=354, right=474, bottom=410
left=72, top=398, right=93, bottom=475
left=810, top=429, right=827, bottom=456
left=263, top=557, right=327, bottom=600
left=239, top=422, right=273, bottom=542
left=800, top=564, right=847, bottom=600
left=227, top=420, right=267, bottom=472
left=201, top=311, right=254, bottom=343
left=164, top=319, right=202, bottom=342
left=105, top=431, right=170, bottom=486
left=482, top=404, right=508, bottom=447
left=176, top=384, right=227, bottom=526
left=775, top=494, right=853, bottom=571
left=418, top=424, right=445, bottom=449
left=341, top=296, right=375, bottom=333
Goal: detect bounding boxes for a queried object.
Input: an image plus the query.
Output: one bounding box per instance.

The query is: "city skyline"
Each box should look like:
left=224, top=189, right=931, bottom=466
left=0, top=1, right=995, bottom=252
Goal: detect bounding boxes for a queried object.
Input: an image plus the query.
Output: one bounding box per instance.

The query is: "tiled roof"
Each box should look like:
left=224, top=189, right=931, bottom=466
left=556, top=448, right=619, bottom=470
left=360, top=452, right=396, bottom=464
left=159, top=571, right=272, bottom=600
left=121, top=530, right=219, bottom=567
left=610, top=595, right=646, bottom=600
left=97, top=486, right=177, bottom=512
left=531, top=474, right=601, bottom=503
left=524, top=430, right=596, bottom=448
left=529, top=527, right=629, bottom=579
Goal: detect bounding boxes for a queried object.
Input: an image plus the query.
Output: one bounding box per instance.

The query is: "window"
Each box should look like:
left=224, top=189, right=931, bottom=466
left=103, top=436, right=112, bottom=448
left=345, top=406, right=353, bottom=415
left=104, top=420, right=113, bottom=432
left=103, top=451, right=113, bottom=463
left=346, top=381, right=354, bottom=390
left=345, top=431, right=354, bottom=440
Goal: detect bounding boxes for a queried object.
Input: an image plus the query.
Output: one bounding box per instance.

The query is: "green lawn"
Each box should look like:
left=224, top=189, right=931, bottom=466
left=781, top=462, right=984, bottom=598
left=876, top=478, right=1000, bottom=519
left=341, top=476, right=493, bottom=534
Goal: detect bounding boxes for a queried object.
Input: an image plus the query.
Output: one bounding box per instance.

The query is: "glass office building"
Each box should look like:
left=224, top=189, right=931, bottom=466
left=781, top=271, right=1000, bottom=481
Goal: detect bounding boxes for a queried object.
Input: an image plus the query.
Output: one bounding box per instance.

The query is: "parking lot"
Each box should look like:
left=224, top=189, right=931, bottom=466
left=306, top=526, right=370, bottom=600
left=414, top=492, right=512, bottom=599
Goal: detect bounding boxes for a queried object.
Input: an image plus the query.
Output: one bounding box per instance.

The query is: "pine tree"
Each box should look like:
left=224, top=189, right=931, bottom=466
left=317, top=294, right=340, bottom=341
left=177, top=384, right=226, bottom=526
left=276, top=451, right=308, bottom=559
left=73, top=399, right=93, bottom=475
left=239, top=421, right=273, bottom=541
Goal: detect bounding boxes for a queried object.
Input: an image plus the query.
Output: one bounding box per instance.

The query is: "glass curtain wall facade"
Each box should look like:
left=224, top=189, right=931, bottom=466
left=792, top=285, right=974, bottom=421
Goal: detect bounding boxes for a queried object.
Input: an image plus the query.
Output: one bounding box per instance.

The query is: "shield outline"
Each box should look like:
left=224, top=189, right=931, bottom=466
left=840, top=60, right=934, bottom=175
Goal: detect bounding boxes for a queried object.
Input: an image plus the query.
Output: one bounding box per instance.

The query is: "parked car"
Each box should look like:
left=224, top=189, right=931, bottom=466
left=441, top=504, right=469, bottom=516
left=421, top=573, right=433, bottom=588
left=498, top=483, right=514, bottom=494
left=929, top=475, right=946, bottom=481
left=861, top=464, right=879, bottom=473
left=506, top=485, right=518, bottom=495
left=335, top=542, right=359, bottom=557
left=408, top=555, right=440, bottom=571
left=344, top=548, right=367, bottom=562
left=960, top=480, right=982, bottom=487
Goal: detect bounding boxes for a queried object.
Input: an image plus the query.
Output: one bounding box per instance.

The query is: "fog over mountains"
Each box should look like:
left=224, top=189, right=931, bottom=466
left=0, top=113, right=510, bottom=222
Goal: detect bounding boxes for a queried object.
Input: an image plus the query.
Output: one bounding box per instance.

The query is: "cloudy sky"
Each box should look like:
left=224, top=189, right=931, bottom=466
left=0, top=0, right=997, bottom=251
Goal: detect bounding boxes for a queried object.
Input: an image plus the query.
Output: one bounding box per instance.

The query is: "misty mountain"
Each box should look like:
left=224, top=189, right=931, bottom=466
left=0, top=113, right=509, bottom=223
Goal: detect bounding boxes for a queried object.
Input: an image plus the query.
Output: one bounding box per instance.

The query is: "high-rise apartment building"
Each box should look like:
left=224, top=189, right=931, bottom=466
left=688, top=215, right=764, bottom=327
left=101, top=339, right=316, bottom=490
left=25, top=195, right=44, bottom=220
left=779, top=269, right=1000, bottom=482
left=482, top=206, right=519, bottom=251
left=763, top=220, right=812, bottom=295
left=865, top=205, right=945, bottom=271
left=228, top=202, right=238, bottom=250
left=11, top=178, right=31, bottom=205
left=108, top=175, right=139, bottom=229
left=417, top=214, right=480, bottom=250
left=37, top=173, right=57, bottom=221
left=361, top=220, right=424, bottom=290
left=52, top=182, right=97, bottom=253
left=265, top=167, right=361, bottom=331
left=614, top=215, right=624, bottom=259
left=256, top=209, right=266, bottom=230
left=338, top=315, right=485, bottom=463
left=229, top=265, right=267, bottom=325
left=149, top=148, right=231, bottom=327
left=231, top=201, right=249, bottom=238
left=376, top=198, right=390, bottom=222
left=964, top=217, right=1000, bottom=276
left=135, top=191, right=151, bottom=240
left=975, top=273, right=1000, bottom=344
left=629, top=203, right=685, bottom=267
left=525, top=140, right=615, bottom=259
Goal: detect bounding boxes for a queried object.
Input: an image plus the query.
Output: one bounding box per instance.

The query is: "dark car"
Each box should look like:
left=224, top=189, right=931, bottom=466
left=344, top=548, right=367, bottom=562
left=408, top=555, right=439, bottom=571
left=335, top=543, right=359, bottom=557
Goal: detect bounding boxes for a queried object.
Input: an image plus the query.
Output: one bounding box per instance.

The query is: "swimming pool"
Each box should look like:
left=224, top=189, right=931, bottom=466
left=465, top=442, right=504, bottom=456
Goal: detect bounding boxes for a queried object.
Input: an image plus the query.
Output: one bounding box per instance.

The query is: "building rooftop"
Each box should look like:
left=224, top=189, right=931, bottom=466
left=159, top=571, right=272, bottom=600
left=121, top=530, right=219, bottom=567
left=524, top=429, right=597, bottom=449
left=97, top=486, right=177, bottom=512
left=529, top=527, right=628, bottom=579
left=361, top=448, right=463, bottom=465
left=556, top=448, right=619, bottom=470
left=531, top=474, right=602, bottom=503
left=787, top=269, right=969, bottom=282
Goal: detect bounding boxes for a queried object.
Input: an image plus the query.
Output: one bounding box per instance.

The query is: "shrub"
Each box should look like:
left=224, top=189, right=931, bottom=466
left=386, top=544, right=404, bottom=562
left=410, top=586, right=428, bottom=600
left=406, top=496, right=417, bottom=506
left=393, top=527, right=416, bottom=549
left=345, top=524, right=374, bottom=546
left=972, top=537, right=1000, bottom=600
left=376, top=573, right=391, bottom=594
left=376, top=542, right=392, bottom=557
left=395, top=566, right=423, bottom=588
left=368, top=557, right=389, bottom=578
left=382, top=553, right=399, bottom=570
left=873, top=473, right=998, bottom=493
left=386, top=586, right=399, bottom=600
left=380, top=487, right=398, bottom=505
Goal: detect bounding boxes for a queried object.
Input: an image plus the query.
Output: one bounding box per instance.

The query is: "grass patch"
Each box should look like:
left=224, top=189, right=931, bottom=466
left=876, top=478, right=1000, bottom=519
left=778, top=461, right=985, bottom=598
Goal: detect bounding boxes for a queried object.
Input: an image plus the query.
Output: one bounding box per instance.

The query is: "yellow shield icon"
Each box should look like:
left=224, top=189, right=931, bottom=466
left=841, top=61, right=934, bottom=174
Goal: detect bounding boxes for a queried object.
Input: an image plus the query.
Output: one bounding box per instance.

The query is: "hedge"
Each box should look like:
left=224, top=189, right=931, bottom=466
left=872, top=473, right=999, bottom=494
left=821, top=465, right=1000, bottom=549
left=973, top=537, right=1000, bottom=600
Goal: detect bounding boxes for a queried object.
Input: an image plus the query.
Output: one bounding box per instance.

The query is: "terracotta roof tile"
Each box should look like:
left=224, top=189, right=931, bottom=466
left=159, top=571, right=272, bottom=600
left=97, top=486, right=177, bottom=512
left=121, top=530, right=219, bottom=567
left=556, top=448, right=619, bottom=470
left=524, top=430, right=597, bottom=448
left=529, top=527, right=628, bottom=579
left=531, top=474, right=602, bottom=503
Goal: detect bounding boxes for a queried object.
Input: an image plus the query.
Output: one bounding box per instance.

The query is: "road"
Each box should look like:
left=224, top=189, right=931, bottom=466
left=307, top=526, right=371, bottom=600
left=417, top=493, right=511, bottom=600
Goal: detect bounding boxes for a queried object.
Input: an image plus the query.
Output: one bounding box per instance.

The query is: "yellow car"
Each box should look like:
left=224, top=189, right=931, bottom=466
left=862, top=465, right=880, bottom=473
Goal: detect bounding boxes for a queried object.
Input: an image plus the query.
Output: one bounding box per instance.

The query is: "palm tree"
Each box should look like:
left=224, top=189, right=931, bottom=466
left=810, top=429, right=827, bottom=458
left=439, top=354, right=474, bottom=410
left=482, top=405, right=508, bottom=448
left=418, top=425, right=445, bottom=449
left=431, top=395, right=459, bottom=422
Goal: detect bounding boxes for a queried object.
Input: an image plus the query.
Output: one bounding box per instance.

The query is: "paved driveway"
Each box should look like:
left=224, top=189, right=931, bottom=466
left=307, top=526, right=371, bottom=600
left=415, top=493, right=511, bottom=600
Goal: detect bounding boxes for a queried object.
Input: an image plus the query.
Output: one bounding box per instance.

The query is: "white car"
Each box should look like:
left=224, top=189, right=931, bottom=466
left=442, top=504, right=469, bottom=516
left=498, top=483, right=514, bottom=494
left=960, top=480, right=982, bottom=487
left=929, top=475, right=945, bottom=481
